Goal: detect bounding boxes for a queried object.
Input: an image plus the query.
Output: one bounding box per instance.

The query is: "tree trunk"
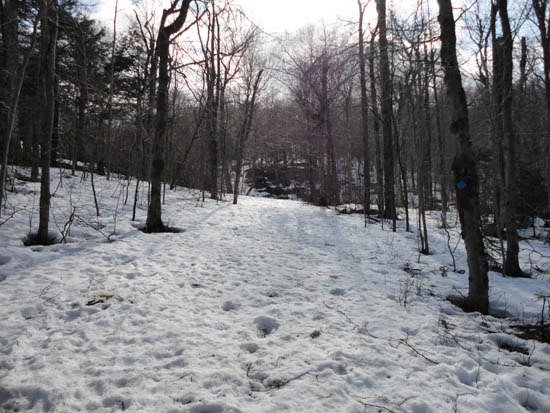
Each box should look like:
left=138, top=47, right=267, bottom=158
left=376, top=0, right=396, bottom=221
left=431, top=51, right=448, bottom=228
left=206, top=10, right=220, bottom=201
left=490, top=5, right=507, bottom=273
left=392, top=114, right=410, bottom=232
left=32, top=85, right=41, bottom=180
left=37, top=0, right=58, bottom=244
left=437, top=0, right=489, bottom=314
left=145, top=0, right=191, bottom=232
left=75, top=30, right=90, bottom=176
left=105, top=0, right=119, bottom=180
left=533, top=0, right=550, bottom=235
left=423, top=48, right=434, bottom=211
left=412, top=93, right=429, bottom=254
left=51, top=79, right=59, bottom=168
left=369, top=34, right=384, bottom=217
left=496, top=0, right=524, bottom=277
left=0, top=0, right=18, bottom=211
left=358, top=0, right=370, bottom=216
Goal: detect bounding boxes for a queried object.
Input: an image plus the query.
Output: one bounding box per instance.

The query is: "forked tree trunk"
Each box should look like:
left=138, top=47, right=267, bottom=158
left=146, top=0, right=191, bottom=233
left=437, top=0, right=489, bottom=314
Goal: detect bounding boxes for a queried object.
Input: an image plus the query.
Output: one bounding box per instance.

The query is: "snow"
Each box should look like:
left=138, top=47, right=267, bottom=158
left=1, top=167, right=549, bottom=412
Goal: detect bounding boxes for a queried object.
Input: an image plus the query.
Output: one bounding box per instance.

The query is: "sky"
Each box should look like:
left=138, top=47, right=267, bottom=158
left=93, top=0, right=371, bottom=35
left=234, top=0, right=363, bottom=34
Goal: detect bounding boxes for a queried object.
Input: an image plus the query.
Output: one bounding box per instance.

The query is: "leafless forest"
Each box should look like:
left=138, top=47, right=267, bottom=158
left=2, top=0, right=550, bottom=314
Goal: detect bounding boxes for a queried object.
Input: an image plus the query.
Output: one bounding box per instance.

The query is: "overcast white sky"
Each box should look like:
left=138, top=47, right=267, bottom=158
left=234, top=0, right=363, bottom=34
left=93, top=0, right=374, bottom=34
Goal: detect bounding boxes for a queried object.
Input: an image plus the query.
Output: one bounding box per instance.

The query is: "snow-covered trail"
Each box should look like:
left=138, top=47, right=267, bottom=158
left=1, top=173, right=549, bottom=412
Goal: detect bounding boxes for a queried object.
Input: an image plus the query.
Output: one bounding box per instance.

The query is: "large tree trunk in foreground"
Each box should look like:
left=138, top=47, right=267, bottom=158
left=437, top=0, right=489, bottom=314
left=533, top=0, right=550, bottom=239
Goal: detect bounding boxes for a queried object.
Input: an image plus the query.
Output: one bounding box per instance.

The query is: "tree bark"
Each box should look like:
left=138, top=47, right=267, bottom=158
left=0, top=0, right=18, bottom=211
left=369, top=33, right=384, bottom=217
left=533, top=0, right=550, bottom=232
left=105, top=0, right=119, bottom=180
left=358, top=0, right=370, bottom=216
left=495, top=0, right=523, bottom=276
left=376, top=0, right=396, bottom=221
left=146, top=0, right=192, bottom=232
left=437, top=0, right=489, bottom=314
left=430, top=50, right=448, bottom=228
left=37, top=0, right=58, bottom=243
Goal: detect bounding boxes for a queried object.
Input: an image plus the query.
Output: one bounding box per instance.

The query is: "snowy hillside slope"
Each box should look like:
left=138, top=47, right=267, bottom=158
left=0, top=168, right=549, bottom=412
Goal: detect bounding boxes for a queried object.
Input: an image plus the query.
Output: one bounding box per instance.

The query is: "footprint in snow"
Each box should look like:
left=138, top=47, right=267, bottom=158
left=316, top=361, right=348, bottom=375
left=189, top=403, right=241, bottom=413
left=254, top=316, right=279, bottom=337
left=241, top=343, right=259, bottom=354
left=102, top=396, right=131, bottom=410
left=222, top=301, right=239, bottom=311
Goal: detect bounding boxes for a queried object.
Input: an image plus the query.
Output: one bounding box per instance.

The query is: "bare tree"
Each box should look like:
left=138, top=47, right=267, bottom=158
left=145, top=0, right=192, bottom=233
left=376, top=0, right=397, bottom=223
left=36, top=0, right=59, bottom=244
left=369, top=29, right=384, bottom=217
left=233, top=62, right=264, bottom=205
left=492, top=0, right=525, bottom=276
left=280, top=26, right=353, bottom=205
left=437, top=0, right=489, bottom=314
left=105, top=0, right=119, bottom=180
left=358, top=0, right=371, bottom=219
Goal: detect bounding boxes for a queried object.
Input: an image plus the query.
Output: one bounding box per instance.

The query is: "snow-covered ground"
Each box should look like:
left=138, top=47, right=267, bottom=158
left=1, top=168, right=549, bottom=412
